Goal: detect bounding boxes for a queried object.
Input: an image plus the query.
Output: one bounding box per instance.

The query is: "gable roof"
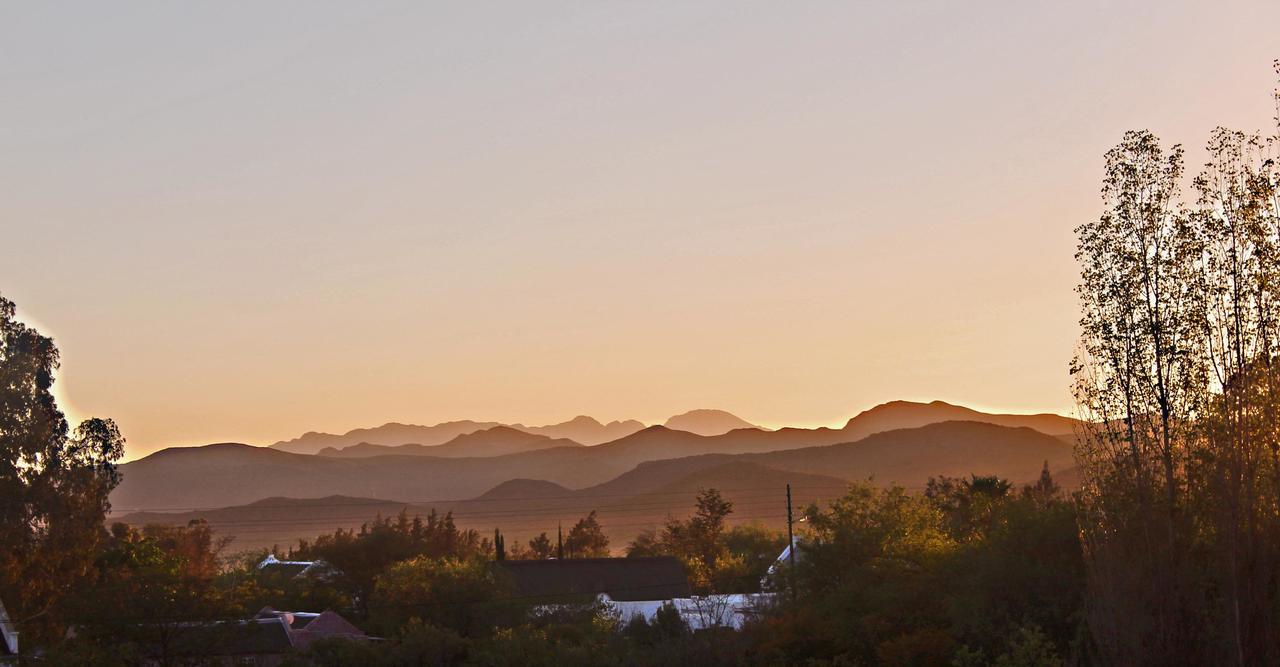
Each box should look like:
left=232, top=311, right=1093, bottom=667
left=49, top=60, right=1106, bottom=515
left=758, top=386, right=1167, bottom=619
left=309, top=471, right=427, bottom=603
left=252, top=607, right=367, bottom=650
left=497, top=557, right=690, bottom=602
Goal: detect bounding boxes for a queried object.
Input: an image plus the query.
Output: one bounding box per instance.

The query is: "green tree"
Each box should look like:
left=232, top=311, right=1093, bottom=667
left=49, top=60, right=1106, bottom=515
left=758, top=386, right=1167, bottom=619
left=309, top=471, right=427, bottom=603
left=761, top=484, right=956, bottom=665
left=925, top=474, right=1013, bottom=541
left=656, top=488, right=739, bottom=591
left=69, top=521, right=239, bottom=665
left=527, top=532, right=554, bottom=559
left=0, top=293, right=126, bottom=644
left=370, top=556, right=515, bottom=636
left=293, top=508, right=486, bottom=608
left=564, top=511, right=610, bottom=558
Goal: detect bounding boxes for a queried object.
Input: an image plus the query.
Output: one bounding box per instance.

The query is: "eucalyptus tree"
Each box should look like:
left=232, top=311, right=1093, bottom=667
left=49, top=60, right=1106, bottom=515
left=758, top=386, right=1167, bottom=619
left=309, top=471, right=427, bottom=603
left=0, top=292, right=125, bottom=644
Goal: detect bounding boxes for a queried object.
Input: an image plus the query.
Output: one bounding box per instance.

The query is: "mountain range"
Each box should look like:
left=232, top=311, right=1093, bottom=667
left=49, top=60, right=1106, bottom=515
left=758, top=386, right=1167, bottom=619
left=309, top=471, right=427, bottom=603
left=315, top=426, right=584, bottom=458
left=110, top=400, right=1083, bottom=552
left=111, top=402, right=1078, bottom=510
left=274, top=416, right=648, bottom=454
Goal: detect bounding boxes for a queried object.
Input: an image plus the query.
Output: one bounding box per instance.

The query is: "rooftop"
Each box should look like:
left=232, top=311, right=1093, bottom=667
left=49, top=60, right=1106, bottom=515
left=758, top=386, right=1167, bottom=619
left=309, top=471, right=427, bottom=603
left=497, top=557, right=691, bottom=602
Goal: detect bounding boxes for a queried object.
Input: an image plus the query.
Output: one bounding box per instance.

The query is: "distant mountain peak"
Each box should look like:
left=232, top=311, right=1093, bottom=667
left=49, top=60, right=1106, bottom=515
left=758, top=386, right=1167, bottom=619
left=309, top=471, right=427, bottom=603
left=663, top=409, right=759, bottom=436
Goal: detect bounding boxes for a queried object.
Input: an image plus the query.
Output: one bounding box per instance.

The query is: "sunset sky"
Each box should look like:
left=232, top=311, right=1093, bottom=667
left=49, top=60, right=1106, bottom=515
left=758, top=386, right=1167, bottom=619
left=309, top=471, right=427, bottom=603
left=3, top=2, right=1279, bottom=459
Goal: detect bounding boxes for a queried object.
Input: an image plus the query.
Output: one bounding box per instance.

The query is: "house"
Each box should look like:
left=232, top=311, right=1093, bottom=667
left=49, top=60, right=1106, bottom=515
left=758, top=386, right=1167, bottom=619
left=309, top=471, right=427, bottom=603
left=495, top=556, right=777, bottom=630
left=256, top=554, right=338, bottom=580
left=764, top=536, right=802, bottom=582
left=0, top=596, right=16, bottom=664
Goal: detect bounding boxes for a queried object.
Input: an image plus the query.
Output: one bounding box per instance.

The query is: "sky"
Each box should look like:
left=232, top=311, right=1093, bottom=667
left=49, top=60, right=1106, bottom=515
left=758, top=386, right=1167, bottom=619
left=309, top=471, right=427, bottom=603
left=3, top=2, right=1279, bottom=460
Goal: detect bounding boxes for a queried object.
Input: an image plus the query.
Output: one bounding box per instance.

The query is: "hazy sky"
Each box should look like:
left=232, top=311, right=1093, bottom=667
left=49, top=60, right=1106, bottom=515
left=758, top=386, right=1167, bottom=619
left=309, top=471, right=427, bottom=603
left=3, top=2, right=1279, bottom=459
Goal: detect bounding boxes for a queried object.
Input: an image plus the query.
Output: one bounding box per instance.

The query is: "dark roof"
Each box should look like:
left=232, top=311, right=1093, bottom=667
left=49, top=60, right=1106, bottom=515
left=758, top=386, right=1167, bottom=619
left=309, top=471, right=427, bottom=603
left=496, top=557, right=691, bottom=602
left=162, top=618, right=294, bottom=657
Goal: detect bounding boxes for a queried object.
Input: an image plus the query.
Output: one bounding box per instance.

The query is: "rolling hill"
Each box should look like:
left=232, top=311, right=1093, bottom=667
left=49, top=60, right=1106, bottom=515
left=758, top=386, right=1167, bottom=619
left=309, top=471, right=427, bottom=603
left=116, top=460, right=850, bottom=553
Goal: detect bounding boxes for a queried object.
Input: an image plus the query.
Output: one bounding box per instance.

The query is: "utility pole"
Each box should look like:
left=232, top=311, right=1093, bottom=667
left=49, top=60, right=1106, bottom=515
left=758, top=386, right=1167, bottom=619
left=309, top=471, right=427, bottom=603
left=786, top=483, right=796, bottom=601
left=557, top=522, right=564, bottom=560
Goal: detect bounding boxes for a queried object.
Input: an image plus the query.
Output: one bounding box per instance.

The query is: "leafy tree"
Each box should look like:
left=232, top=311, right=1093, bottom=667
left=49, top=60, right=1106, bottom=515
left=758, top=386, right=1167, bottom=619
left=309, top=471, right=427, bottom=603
left=666, top=488, right=733, bottom=573
left=1071, top=67, right=1280, bottom=664
left=564, top=511, right=610, bottom=558
left=720, top=523, right=788, bottom=591
left=925, top=474, right=1013, bottom=541
left=759, top=483, right=956, bottom=665
left=527, top=532, right=554, bottom=559
left=369, top=556, right=515, bottom=637
left=0, top=292, right=126, bottom=643
left=1073, top=129, right=1208, bottom=664
left=1183, top=75, right=1280, bottom=664
left=625, top=528, right=663, bottom=558
left=293, top=508, right=486, bottom=606
left=69, top=521, right=239, bottom=664
left=626, top=489, right=747, bottom=592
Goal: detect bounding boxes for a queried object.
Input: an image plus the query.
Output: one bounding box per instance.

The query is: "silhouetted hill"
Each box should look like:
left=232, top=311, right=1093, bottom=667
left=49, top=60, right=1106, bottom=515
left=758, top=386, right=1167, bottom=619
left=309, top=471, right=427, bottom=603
left=842, top=400, right=1078, bottom=439
left=113, top=494, right=416, bottom=552
left=475, top=478, right=573, bottom=500
left=316, top=426, right=584, bottom=458
left=750, top=420, right=1073, bottom=488
left=663, top=409, right=759, bottom=436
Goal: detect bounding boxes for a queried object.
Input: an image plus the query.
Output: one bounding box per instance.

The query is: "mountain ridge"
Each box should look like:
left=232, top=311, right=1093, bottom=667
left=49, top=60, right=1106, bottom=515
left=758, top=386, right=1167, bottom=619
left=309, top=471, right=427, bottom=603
left=113, top=416, right=1075, bottom=513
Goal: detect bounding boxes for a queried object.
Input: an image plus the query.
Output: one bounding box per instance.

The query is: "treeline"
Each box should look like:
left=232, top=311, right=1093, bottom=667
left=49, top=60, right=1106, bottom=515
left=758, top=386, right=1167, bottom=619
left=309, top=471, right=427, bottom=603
left=37, top=470, right=1087, bottom=666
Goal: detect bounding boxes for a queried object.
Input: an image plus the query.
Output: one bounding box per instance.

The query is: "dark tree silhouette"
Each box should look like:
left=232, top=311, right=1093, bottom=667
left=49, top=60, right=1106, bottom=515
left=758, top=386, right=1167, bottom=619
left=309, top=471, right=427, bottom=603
left=564, top=511, right=609, bottom=558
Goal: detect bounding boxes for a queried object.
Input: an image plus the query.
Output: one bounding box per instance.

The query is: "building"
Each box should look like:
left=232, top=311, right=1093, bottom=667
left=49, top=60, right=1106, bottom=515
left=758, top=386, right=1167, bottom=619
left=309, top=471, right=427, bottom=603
left=0, top=596, right=16, bottom=664
left=255, top=554, right=338, bottom=580
left=495, top=555, right=781, bottom=631
left=253, top=607, right=369, bottom=650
